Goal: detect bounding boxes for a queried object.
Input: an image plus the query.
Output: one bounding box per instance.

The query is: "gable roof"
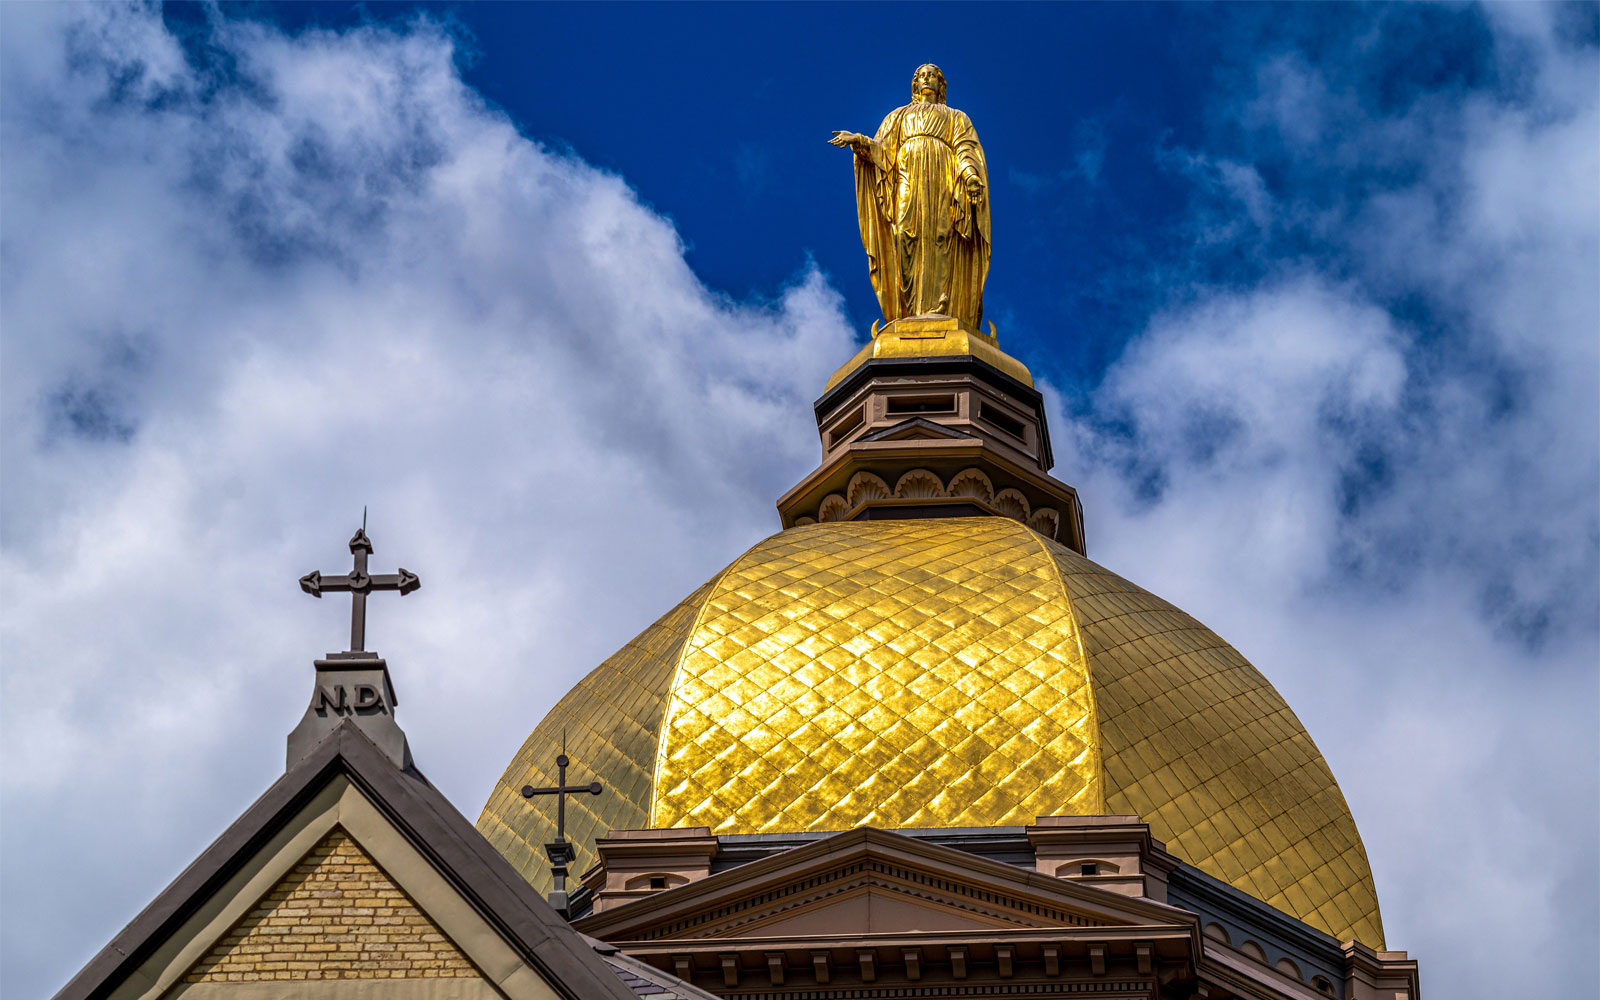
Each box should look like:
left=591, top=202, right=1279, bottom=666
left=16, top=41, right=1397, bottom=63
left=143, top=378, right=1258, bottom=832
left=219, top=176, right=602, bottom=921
left=56, top=722, right=635, bottom=1000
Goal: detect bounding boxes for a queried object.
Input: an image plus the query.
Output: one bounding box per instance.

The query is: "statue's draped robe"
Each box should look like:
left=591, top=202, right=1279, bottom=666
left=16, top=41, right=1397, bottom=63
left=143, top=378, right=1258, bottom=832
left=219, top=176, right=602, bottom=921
left=854, top=101, right=991, bottom=330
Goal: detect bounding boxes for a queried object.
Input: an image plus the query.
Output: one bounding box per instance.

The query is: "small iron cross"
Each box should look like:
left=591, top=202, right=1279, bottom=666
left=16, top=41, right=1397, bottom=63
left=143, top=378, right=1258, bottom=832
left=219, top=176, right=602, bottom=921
left=299, top=527, right=420, bottom=653
left=522, top=750, right=604, bottom=897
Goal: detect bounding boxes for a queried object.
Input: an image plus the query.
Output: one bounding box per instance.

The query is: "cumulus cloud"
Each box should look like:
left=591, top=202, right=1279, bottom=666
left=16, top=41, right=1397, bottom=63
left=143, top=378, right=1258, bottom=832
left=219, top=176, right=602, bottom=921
left=1053, top=6, right=1597, bottom=996
left=1, top=6, right=851, bottom=993
left=2, top=5, right=1593, bottom=1000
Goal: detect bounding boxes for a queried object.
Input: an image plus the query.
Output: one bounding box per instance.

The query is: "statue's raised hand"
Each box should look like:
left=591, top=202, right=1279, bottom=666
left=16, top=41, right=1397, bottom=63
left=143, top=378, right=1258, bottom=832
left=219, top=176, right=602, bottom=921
left=829, top=131, right=868, bottom=152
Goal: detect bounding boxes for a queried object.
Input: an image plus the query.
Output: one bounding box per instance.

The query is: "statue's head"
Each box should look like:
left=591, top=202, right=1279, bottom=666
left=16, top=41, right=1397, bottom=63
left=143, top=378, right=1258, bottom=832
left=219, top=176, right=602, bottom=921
left=911, top=64, right=947, bottom=105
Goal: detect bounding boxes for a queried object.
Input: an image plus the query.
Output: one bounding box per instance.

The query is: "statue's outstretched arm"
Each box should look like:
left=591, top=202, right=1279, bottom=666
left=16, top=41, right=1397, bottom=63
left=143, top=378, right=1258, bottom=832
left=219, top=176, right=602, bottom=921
left=828, top=131, right=874, bottom=156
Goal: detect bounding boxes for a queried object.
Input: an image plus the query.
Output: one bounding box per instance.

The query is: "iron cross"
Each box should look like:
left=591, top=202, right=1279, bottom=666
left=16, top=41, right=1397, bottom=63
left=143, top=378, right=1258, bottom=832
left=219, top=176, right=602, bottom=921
left=522, top=751, right=604, bottom=895
left=299, top=528, right=420, bottom=652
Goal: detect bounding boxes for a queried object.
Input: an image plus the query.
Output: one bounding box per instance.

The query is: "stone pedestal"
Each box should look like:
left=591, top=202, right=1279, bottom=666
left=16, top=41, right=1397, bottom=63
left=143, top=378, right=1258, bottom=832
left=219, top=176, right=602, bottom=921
left=287, top=652, right=410, bottom=769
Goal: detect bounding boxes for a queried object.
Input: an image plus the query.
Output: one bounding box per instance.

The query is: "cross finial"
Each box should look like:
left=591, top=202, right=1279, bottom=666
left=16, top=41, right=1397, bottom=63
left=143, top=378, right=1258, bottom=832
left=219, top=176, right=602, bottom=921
left=522, top=750, right=604, bottom=912
left=287, top=524, right=420, bottom=771
left=299, top=523, right=420, bottom=653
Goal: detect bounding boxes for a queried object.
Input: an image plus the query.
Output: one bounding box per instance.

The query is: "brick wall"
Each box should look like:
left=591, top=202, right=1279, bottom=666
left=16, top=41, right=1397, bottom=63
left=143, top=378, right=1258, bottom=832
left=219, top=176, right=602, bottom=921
left=184, top=826, right=481, bottom=982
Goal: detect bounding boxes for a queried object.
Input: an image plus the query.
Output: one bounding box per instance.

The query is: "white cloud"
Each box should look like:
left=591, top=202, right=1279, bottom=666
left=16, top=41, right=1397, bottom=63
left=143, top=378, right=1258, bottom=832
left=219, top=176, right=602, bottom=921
left=1, top=6, right=851, bottom=992
left=1053, top=8, right=1597, bottom=996
left=2, top=5, right=1593, bottom=1000
left=1161, top=148, right=1278, bottom=240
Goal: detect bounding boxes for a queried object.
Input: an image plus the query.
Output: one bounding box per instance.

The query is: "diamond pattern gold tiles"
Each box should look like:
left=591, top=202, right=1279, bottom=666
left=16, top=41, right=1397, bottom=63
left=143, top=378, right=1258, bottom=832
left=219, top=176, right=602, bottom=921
left=1042, top=543, right=1386, bottom=947
left=649, top=519, right=1105, bottom=833
left=477, top=583, right=714, bottom=895
left=481, top=516, right=1385, bottom=948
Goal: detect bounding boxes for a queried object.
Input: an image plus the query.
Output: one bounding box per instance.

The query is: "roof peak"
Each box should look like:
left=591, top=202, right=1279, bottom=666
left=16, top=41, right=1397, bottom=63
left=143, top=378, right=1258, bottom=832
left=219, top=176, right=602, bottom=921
left=288, top=525, right=422, bottom=770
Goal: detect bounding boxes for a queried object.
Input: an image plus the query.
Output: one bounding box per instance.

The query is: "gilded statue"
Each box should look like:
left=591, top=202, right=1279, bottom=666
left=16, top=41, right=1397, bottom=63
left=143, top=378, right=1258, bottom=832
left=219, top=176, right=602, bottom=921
left=830, top=64, right=992, bottom=331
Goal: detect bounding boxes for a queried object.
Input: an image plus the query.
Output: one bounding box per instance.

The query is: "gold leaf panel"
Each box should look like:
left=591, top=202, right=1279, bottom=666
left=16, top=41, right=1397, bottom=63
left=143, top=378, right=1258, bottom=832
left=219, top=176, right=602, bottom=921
left=482, top=518, right=1385, bottom=946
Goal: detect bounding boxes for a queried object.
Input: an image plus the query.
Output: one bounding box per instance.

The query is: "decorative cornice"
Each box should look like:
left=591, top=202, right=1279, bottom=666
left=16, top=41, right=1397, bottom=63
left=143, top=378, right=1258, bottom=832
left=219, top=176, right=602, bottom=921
left=669, top=979, right=1155, bottom=999
left=1166, top=864, right=1341, bottom=963
left=619, top=930, right=1198, bottom=999
left=783, top=463, right=1078, bottom=549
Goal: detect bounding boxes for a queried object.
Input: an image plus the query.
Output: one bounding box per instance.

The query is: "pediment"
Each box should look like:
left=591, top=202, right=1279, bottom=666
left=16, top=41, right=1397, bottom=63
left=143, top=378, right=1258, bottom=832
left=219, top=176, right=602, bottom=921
left=62, top=723, right=636, bottom=1000
left=578, top=827, right=1181, bottom=945
left=709, top=880, right=1042, bottom=939
left=859, top=416, right=979, bottom=443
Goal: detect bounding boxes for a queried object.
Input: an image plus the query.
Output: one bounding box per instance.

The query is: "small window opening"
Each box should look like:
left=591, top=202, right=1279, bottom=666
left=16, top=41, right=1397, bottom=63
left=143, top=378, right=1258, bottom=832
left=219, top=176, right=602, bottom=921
left=887, top=394, right=955, bottom=415
left=648, top=876, right=667, bottom=890
left=1080, top=863, right=1098, bottom=876
left=827, top=407, right=865, bottom=447
left=979, top=402, right=1026, bottom=439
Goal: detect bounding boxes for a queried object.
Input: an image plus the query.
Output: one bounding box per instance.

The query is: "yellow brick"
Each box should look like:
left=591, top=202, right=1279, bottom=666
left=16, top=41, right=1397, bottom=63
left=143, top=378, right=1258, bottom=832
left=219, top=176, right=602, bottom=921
left=179, top=827, right=482, bottom=983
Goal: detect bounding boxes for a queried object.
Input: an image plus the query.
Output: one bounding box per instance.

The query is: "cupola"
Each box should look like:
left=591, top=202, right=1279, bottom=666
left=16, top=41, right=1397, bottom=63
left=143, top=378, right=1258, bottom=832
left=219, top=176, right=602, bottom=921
left=776, top=315, right=1086, bottom=552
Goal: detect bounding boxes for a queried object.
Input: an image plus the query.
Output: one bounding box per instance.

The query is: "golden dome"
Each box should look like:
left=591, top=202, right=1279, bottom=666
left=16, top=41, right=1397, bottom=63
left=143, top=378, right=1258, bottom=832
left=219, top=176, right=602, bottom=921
left=477, top=517, right=1385, bottom=947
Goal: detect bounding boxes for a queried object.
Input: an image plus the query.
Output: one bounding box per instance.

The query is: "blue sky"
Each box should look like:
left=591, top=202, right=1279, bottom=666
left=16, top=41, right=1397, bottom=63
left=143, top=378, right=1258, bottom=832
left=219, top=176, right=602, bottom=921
left=2, top=4, right=1596, bottom=998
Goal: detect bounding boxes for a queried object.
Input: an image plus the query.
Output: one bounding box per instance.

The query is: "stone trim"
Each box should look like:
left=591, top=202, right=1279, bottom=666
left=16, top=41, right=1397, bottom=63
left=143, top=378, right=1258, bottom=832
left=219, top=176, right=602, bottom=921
left=165, top=981, right=506, bottom=1000
left=104, top=779, right=350, bottom=1000
left=59, top=723, right=632, bottom=1000
left=578, top=828, right=1192, bottom=945
left=633, top=859, right=1111, bottom=942
left=101, top=780, right=565, bottom=1000
left=706, top=982, right=1154, bottom=999
left=792, top=466, right=1065, bottom=542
